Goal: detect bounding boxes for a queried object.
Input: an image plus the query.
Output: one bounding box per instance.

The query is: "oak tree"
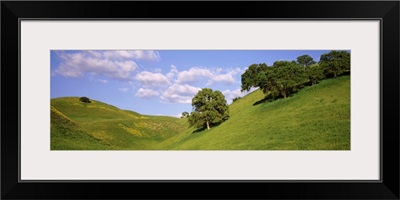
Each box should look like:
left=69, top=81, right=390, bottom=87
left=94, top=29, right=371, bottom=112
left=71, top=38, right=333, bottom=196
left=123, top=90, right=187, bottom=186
left=188, top=88, right=229, bottom=130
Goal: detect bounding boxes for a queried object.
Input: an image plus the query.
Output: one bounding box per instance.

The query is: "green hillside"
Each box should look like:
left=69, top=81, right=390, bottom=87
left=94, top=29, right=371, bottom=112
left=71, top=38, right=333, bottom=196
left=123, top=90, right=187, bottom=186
left=51, top=75, right=350, bottom=150
left=51, top=97, right=187, bottom=150
left=162, top=75, right=350, bottom=150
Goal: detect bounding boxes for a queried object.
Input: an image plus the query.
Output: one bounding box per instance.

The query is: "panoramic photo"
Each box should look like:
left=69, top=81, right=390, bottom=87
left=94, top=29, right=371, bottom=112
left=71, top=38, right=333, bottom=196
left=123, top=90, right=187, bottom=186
left=50, top=50, right=350, bottom=150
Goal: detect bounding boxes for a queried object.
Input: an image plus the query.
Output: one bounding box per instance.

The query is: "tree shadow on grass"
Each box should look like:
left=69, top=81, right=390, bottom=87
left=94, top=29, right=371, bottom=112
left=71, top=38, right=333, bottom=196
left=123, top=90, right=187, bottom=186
left=191, top=122, right=223, bottom=134
left=253, top=82, right=310, bottom=106
left=192, top=127, right=207, bottom=134
left=253, top=94, right=280, bottom=106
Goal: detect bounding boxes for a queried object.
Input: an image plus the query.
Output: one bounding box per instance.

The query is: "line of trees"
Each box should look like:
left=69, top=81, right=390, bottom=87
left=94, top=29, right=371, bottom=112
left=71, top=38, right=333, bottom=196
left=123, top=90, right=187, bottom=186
left=185, top=50, right=349, bottom=131
left=241, top=50, right=350, bottom=99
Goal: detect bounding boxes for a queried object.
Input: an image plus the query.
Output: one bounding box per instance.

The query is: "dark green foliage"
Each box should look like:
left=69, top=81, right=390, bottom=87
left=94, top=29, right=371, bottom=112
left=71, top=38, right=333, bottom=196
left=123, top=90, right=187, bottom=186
left=241, top=63, right=268, bottom=92
left=181, top=111, right=189, bottom=118
left=297, top=54, right=316, bottom=67
left=240, top=51, right=350, bottom=102
left=259, top=61, right=308, bottom=98
left=272, top=60, right=297, bottom=68
left=79, top=97, right=91, bottom=103
left=319, top=50, right=350, bottom=78
left=232, top=97, right=241, bottom=102
left=306, top=64, right=325, bottom=85
left=188, top=88, right=229, bottom=130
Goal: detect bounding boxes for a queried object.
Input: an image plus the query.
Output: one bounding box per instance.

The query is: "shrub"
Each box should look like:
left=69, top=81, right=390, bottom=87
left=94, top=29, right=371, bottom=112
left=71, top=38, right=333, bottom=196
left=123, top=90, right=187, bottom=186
left=79, top=97, right=91, bottom=103
left=232, top=97, right=241, bottom=102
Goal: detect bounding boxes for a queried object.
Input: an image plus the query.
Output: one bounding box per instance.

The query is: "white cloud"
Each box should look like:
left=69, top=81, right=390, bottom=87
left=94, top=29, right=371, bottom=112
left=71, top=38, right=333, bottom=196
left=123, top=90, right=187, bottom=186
left=161, top=84, right=201, bottom=104
left=119, top=87, right=129, bottom=92
left=135, top=71, right=170, bottom=88
left=223, top=87, right=257, bottom=104
left=54, top=51, right=140, bottom=81
left=176, top=67, right=213, bottom=84
left=207, top=70, right=238, bottom=85
left=176, top=67, right=240, bottom=85
left=132, top=65, right=242, bottom=104
left=135, top=88, right=160, bottom=99
left=102, top=50, right=160, bottom=61
left=167, top=65, right=179, bottom=79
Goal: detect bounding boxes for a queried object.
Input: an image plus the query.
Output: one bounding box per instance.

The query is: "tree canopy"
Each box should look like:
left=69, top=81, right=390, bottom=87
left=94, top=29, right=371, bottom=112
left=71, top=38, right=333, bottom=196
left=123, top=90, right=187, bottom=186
left=240, top=51, right=350, bottom=101
left=305, top=63, right=324, bottom=85
left=297, top=54, right=316, bottom=67
left=188, top=88, right=229, bottom=130
left=242, top=61, right=307, bottom=99
left=265, top=61, right=307, bottom=98
left=241, top=63, right=268, bottom=92
left=319, top=50, right=350, bottom=78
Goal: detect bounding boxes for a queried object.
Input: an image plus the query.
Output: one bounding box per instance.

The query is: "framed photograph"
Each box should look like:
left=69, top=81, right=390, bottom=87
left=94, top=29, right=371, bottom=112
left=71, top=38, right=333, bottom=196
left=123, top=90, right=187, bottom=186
left=2, top=1, right=399, bottom=199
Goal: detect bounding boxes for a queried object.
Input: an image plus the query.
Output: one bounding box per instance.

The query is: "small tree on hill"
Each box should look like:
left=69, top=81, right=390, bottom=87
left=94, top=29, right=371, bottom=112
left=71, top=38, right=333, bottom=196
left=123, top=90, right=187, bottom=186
left=188, top=88, right=229, bottom=130
left=232, top=97, right=241, bottom=102
left=79, top=97, right=91, bottom=103
left=181, top=111, right=189, bottom=118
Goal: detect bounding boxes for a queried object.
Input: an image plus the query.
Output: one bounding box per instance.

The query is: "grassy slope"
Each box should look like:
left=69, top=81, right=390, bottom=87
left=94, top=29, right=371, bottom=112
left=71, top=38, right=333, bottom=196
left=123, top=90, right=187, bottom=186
left=51, top=97, right=187, bottom=150
left=51, top=106, right=110, bottom=150
left=51, top=75, right=350, bottom=150
left=161, top=75, right=350, bottom=150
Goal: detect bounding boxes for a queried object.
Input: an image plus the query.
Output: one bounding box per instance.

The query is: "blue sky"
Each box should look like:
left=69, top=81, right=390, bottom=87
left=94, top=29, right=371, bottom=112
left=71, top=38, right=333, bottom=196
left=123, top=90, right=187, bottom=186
left=51, top=50, right=331, bottom=117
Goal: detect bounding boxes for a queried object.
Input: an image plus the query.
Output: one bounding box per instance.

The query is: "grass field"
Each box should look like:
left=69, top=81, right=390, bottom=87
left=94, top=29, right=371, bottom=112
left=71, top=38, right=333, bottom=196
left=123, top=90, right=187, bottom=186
left=51, top=98, right=187, bottom=150
left=51, top=75, right=350, bottom=150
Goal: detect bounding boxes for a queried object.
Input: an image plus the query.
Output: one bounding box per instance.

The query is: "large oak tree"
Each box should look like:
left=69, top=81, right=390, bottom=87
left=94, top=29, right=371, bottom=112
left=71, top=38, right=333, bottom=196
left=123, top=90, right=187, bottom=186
left=188, top=88, right=229, bottom=130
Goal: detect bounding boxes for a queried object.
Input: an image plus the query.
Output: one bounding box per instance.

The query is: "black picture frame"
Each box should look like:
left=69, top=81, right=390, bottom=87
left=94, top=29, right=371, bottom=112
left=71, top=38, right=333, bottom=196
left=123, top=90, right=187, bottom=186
left=2, top=1, right=399, bottom=199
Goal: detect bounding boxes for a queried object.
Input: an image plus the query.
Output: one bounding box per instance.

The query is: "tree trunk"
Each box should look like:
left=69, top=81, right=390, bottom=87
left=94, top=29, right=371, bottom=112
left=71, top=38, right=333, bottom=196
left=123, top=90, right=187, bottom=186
left=282, top=87, right=287, bottom=98
left=206, top=121, right=210, bottom=130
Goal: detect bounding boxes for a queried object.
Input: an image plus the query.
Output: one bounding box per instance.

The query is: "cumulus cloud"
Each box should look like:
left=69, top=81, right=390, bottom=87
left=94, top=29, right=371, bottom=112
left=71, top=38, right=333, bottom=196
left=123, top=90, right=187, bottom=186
left=133, top=65, right=243, bottom=104
left=135, top=71, right=170, bottom=88
left=161, top=84, right=201, bottom=104
left=135, top=88, right=160, bottom=99
left=222, top=88, right=243, bottom=100
left=223, top=87, right=258, bottom=104
left=102, top=50, right=160, bottom=61
left=176, top=67, right=240, bottom=85
left=167, top=65, right=179, bottom=79
left=53, top=50, right=161, bottom=81
left=207, top=68, right=240, bottom=85
left=176, top=67, right=213, bottom=84
left=53, top=50, right=143, bottom=81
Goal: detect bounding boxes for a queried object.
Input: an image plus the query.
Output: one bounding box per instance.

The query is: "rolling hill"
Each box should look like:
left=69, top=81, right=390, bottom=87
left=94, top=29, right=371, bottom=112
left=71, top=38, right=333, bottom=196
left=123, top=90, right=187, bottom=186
left=51, top=75, right=350, bottom=150
left=51, top=97, right=188, bottom=150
